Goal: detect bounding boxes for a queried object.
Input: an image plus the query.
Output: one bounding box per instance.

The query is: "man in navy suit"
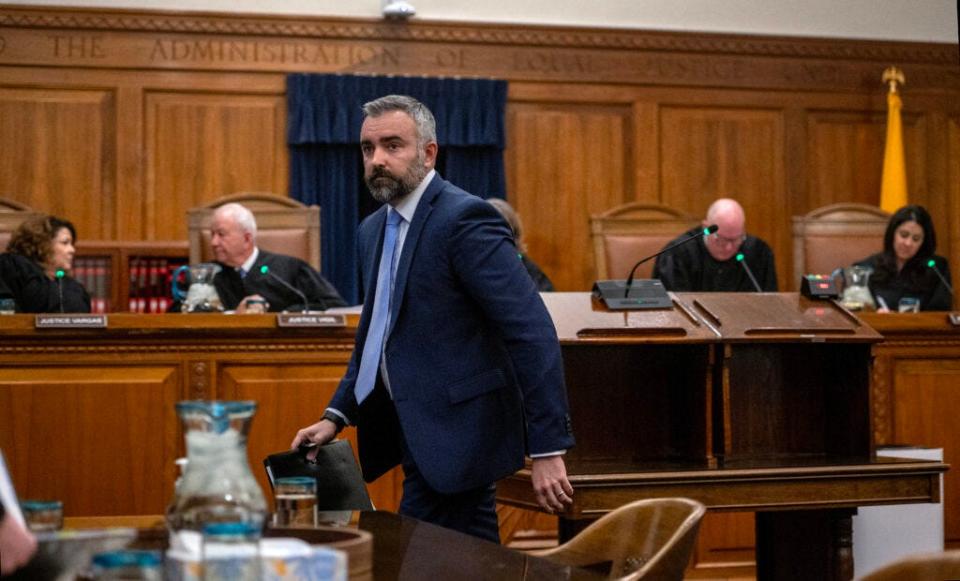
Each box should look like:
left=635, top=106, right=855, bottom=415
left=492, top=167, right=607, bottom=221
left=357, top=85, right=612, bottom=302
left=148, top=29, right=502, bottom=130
left=291, top=95, right=575, bottom=542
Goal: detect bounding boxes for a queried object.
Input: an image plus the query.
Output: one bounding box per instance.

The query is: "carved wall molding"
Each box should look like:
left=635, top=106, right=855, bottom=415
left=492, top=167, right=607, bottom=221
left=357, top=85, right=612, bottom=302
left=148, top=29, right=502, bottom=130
left=1, top=6, right=957, bottom=93
left=1, top=7, right=955, bottom=64
left=0, top=342, right=353, bottom=354
left=871, top=354, right=890, bottom=445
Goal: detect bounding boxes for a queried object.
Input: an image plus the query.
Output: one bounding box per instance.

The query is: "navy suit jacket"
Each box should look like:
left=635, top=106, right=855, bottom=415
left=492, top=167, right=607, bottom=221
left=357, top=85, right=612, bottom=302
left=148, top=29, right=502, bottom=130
left=327, top=175, right=574, bottom=494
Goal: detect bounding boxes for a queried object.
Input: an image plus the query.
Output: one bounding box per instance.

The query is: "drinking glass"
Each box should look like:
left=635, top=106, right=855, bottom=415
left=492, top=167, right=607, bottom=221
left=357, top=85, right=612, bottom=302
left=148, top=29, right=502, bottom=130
left=20, top=499, right=63, bottom=532
left=898, top=297, right=921, bottom=313
left=201, top=522, right=261, bottom=581
left=272, top=476, right=317, bottom=528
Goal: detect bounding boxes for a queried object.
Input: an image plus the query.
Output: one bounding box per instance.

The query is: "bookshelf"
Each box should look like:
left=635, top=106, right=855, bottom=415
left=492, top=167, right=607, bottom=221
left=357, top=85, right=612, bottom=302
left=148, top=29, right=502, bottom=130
left=74, top=241, right=189, bottom=313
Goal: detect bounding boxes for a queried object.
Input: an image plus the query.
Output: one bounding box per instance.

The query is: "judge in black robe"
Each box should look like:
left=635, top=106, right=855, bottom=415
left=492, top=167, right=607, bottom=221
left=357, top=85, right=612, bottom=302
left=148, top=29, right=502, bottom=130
left=652, top=199, right=777, bottom=292
left=214, top=248, right=346, bottom=312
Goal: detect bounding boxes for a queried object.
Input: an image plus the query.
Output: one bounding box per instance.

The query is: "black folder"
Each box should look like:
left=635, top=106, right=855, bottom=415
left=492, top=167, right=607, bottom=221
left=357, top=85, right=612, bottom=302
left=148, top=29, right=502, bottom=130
left=263, top=440, right=373, bottom=511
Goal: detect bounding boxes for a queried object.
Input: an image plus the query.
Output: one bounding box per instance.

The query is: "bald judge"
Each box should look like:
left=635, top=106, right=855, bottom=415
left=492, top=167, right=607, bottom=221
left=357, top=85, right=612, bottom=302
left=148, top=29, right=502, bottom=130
left=653, top=198, right=777, bottom=292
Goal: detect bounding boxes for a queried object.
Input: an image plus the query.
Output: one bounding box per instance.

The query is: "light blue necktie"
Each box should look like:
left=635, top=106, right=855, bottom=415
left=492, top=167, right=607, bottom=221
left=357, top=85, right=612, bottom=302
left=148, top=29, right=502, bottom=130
left=355, top=209, right=403, bottom=404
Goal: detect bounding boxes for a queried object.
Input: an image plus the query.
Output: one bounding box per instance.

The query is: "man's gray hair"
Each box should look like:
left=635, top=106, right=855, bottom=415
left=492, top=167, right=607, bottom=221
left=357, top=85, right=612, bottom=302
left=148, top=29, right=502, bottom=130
left=214, top=202, right=258, bottom=238
left=362, top=95, right=437, bottom=146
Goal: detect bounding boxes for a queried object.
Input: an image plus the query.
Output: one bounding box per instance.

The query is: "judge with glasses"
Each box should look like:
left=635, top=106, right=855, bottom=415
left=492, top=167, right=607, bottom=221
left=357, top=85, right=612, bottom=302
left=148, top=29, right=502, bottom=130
left=653, top=198, right=777, bottom=292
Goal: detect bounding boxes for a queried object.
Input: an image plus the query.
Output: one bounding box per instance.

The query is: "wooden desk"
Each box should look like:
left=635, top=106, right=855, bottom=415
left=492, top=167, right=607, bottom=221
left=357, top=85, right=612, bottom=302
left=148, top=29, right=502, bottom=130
left=83, top=512, right=604, bottom=580
left=497, top=293, right=949, bottom=581
left=860, top=311, right=960, bottom=548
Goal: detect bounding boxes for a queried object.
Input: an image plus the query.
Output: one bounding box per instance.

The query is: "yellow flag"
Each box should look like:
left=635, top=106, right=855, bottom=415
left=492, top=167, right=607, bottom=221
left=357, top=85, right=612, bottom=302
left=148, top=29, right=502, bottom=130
left=880, top=90, right=907, bottom=213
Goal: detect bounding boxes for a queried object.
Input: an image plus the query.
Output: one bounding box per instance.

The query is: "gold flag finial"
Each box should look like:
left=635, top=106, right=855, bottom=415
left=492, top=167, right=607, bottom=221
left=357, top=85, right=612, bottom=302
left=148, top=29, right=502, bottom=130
left=882, top=66, right=905, bottom=94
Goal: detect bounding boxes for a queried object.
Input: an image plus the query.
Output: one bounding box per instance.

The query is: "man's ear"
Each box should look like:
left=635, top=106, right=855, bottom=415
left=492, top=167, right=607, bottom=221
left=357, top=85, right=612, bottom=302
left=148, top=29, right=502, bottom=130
left=423, top=142, right=439, bottom=169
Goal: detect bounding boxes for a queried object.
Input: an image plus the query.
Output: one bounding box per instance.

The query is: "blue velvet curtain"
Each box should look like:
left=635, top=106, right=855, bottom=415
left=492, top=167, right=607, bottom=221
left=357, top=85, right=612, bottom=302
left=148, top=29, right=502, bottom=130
left=287, top=74, right=508, bottom=304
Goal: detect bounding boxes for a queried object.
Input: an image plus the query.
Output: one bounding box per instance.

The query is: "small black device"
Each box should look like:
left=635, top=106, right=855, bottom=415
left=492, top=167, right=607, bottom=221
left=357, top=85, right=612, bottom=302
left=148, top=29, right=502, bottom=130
left=801, top=274, right=840, bottom=299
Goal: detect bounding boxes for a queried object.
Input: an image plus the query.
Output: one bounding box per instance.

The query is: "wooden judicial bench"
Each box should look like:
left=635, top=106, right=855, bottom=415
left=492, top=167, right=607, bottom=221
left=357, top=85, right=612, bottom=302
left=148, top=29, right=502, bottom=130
left=496, top=293, right=948, bottom=581
left=0, top=312, right=401, bottom=519
left=0, top=295, right=955, bottom=579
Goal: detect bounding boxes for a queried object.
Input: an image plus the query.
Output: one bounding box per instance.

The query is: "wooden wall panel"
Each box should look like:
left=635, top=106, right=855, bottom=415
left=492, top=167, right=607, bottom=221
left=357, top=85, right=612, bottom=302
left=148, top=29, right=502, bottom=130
left=506, top=104, right=630, bottom=290
left=806, top=110, right=928, bottom=209
left=0, top=88, right=114, bottom=238
left=693, top=512, right=755, bottom=573
left=146, top=92, right=288, bottom=240
left=0, top=365, right=180, bottom=515
left=892, top=359, right=960, bottom=544
left=218, top=362, right=402, bottom=513
left=659, top=106, right=788, bottom=289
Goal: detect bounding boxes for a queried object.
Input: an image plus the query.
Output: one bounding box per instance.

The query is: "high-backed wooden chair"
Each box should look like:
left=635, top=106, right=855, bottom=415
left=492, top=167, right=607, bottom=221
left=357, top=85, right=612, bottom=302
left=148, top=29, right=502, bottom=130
left=792, top=203, right=890, bottom=284
left=532, top=498, right=706, bottom=580
left=591, top=203, right=699, bottom=280
left=188, top=193, right=321, bottom=270
left=859, top=550, right=960, bottom=581
left=0, top=197, right=42, bottom=252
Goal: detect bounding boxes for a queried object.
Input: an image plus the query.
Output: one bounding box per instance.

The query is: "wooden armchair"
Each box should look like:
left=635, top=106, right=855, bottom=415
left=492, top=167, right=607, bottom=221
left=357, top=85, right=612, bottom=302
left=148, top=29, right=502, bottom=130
left=532, top=498, right=706, bottom=580
left=859, top=550, right=960, bottom=581
left=0, top=197, right=41, bottom=251
left=792, top=203, right=890, bottom=284
left=187, top=193, right=321, bottom=270
left=591, top=203, right=698, bottom=280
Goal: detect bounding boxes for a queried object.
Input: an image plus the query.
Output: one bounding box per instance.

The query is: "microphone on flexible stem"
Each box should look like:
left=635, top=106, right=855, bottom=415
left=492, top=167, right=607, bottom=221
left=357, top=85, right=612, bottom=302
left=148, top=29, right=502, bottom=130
left=928, top=259, right=954, bottom=295
left=622, top=224, right=720, bottom=298
left=55, top=269, right=65, bottom=313
left=259, top=265, right=310, bottom=313
left=593, top=224, right=719, bottom=310
left=736, top=253, right=762, bottom=292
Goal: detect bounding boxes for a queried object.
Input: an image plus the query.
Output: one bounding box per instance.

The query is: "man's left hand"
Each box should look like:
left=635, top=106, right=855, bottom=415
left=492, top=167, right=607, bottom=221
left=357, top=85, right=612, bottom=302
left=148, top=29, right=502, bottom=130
left=531, top=455, right=573, bottom=513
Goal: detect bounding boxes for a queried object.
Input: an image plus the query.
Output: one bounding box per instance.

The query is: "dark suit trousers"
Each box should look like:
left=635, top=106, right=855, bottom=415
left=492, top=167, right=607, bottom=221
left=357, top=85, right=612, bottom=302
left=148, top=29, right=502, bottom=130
left=362, top=376, right=501, bottom=544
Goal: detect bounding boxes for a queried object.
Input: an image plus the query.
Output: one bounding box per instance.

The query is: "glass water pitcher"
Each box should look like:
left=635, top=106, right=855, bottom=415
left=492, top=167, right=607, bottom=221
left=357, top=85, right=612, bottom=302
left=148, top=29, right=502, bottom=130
left=166, top=400, right=266, bottom=534
left=171, top=263, right=224, bottom=313
left=840, top=265, right=875, bottom=311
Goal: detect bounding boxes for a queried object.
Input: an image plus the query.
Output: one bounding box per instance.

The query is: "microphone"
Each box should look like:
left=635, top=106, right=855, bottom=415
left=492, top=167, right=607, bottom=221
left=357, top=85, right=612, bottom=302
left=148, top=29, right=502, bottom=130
left=259, top=265, right=310, bottom=313
left=622, top=224, right=719, bottom=298
left=736, top=253, right=762, bottom=292
left=55, top=269, right=65, bottom=313
left=927, top=259, right=954, bottom=295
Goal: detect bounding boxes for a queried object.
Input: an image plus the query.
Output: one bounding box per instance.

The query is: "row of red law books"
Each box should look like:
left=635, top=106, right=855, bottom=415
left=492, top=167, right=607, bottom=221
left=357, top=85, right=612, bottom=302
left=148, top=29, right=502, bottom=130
left=72, top=257, right=110, bottom=314
left=128, top=258, right=188, bottom=313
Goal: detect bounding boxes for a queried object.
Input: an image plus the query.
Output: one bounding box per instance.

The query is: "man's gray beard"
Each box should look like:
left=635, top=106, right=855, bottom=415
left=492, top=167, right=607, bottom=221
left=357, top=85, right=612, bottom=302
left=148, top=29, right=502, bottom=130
left=366, top=160, right=429, bottom=204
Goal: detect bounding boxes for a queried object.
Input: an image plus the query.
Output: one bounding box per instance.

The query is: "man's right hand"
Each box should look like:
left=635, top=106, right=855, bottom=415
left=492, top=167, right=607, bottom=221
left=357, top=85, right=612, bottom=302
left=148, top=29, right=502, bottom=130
left=290, top=419, right=338, bottom=461
left=0, top=515, right=37, bottom=575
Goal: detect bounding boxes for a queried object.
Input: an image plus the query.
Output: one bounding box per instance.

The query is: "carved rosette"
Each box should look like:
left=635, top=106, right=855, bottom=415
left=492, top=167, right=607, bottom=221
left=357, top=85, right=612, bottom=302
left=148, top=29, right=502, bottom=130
left=190, top=361, right=208, bottom=399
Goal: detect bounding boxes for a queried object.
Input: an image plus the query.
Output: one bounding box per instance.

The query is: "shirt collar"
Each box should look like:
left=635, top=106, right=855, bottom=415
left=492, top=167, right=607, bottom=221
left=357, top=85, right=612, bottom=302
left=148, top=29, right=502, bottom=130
left=389, top=169, right=436, bottom=224
left=239, top=246, right=259, bottom=274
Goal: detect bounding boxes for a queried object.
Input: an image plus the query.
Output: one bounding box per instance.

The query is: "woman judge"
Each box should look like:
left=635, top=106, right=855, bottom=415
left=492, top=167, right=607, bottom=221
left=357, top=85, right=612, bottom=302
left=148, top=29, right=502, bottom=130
left=854, top=204, right=952, bottom=312
left=0, top=215, right=91, bottom=313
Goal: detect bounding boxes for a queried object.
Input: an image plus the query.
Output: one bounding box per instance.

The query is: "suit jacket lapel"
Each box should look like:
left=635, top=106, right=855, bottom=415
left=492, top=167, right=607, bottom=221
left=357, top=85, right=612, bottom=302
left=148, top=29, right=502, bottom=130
left=387, top=176, right=442, bottom=338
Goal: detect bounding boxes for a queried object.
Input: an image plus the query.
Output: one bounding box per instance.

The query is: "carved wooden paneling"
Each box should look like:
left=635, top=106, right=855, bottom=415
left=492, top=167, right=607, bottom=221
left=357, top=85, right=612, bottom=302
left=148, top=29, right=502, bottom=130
left=506, top=103, right=630, bottom=290
left=218, top=361, right=402, bottom=513
left=892, top=359, right=960, bottom=545
left=146, top=92, right=288, bottom=240
left=0, top=87, right=115, bottom=238
left=659, top=106, right=788, bottom=289
left=0, top=365, right=180, bottom=516
left=693, top=512, right=756, bottom=573
left=806, top=110, right=928, bottom=210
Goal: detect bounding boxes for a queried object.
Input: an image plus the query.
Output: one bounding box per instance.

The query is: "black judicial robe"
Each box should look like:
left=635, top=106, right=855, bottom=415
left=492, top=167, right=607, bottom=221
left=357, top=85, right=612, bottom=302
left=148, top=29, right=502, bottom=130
left=213, top=250, right=347, bottom=312
left=652, top=227, right=778, bottom=292
left=855, top=252, right=952, bottom=311
left=0, top=252, right=91, bottom=313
